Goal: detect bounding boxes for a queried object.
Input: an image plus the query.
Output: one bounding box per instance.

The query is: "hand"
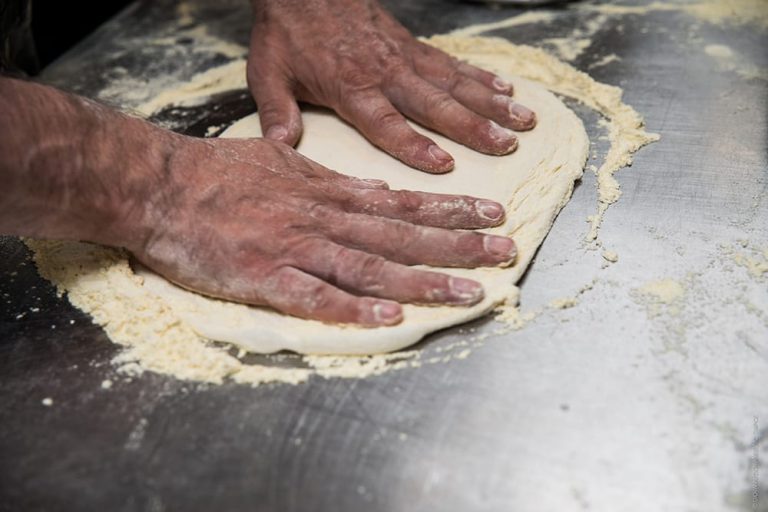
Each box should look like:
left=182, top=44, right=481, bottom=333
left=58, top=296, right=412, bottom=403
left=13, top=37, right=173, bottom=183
left=133, top=135, right=517, bottom=326
left=247, top=0, right=537, bottom=174
left=0, top=78, right=516, bottom=327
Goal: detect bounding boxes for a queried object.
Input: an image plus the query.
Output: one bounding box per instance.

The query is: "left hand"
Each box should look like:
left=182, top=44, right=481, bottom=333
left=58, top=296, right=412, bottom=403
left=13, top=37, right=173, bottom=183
left=247, top=0, right=537, bottom=174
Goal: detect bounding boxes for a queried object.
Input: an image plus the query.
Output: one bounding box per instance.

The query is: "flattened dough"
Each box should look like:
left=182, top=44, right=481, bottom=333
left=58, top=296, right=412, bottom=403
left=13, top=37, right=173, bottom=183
left=138, top=77, right=589, bottom=354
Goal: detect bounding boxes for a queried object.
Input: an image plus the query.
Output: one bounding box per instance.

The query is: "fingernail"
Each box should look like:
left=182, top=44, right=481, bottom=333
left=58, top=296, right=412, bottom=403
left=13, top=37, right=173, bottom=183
left=265, top=125, right=288, bottom=141
left=483, top=235, right=516, bottom=260
left=488, top=121, right=518, bottom=154
left=449, top=277, right=484, bottom=303
left=428, top=144, right=453, bottom=164
left=492, top=77, right=513, bottom=93
left=476, top=200, right=504, bottom=222
left=509, top=102, right=536, bottom=127
left=372, top=301, right=402, bottom=324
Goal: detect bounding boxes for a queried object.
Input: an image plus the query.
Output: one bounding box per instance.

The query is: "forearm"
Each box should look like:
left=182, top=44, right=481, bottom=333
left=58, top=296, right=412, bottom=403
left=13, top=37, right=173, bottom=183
left=0, top=77, right=175, bottom=249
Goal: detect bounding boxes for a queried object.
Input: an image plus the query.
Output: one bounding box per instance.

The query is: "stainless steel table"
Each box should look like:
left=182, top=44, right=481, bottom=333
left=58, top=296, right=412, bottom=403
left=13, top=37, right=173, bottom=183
left=1, top=1, right=766, bottom=510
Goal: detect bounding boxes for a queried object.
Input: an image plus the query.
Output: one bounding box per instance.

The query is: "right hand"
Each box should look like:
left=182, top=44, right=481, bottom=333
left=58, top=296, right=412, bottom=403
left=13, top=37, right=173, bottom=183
left=129, top=135, right=517, bottom=326
left=247, top=0, right=537, bottom=174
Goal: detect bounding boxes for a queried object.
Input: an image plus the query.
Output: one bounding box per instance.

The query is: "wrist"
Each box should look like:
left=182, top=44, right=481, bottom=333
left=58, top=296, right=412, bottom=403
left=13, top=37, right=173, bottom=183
left=84, top=114, right=185, bottom=253
left=20, top=94, right=183, bottom=252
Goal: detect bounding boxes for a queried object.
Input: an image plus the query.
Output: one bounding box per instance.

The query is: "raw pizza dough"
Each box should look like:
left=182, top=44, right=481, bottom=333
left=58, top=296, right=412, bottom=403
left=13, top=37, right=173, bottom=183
left=137, top=76, right=589, bottom=355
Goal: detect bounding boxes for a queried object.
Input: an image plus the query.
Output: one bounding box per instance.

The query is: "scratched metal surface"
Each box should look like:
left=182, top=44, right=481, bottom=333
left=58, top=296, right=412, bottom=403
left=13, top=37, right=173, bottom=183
left=1, top=1, right=766, bottom=510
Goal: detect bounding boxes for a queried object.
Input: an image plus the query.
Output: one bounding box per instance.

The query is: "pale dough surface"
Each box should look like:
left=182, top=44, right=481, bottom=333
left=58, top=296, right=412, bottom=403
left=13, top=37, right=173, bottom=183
left=138, top=77, right=589, bottom=354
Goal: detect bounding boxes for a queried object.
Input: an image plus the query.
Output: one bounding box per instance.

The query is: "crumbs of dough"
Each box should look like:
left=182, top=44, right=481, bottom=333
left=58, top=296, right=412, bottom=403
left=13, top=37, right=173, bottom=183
left=704, top=44, right=734, bottom=58
left=542, top=37, right=592, bottom=62
left=494, top=304, right=537, bottom=330
left=550, top=297, right=578, bottom=309
left=601, top=250, right=619, bottom=263
left=548, top=278, right=596, bottom=311
left=633, top=278, right=688, bottom=318
left=638, top=279, right=686, bottom=304
left=633, top=278, right=686, bottom=319
left=455, top=349, right=472, bottom=360
left=590, top=54, right=621, bottom=69
left=728, top=244, right=768, bottom=279
left=733, top=253, right=768, bottom=278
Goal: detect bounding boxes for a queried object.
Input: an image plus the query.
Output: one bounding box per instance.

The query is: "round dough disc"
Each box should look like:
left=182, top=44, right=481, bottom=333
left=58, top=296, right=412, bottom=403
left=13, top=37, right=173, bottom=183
left=137, top=76, right=589, bottom=354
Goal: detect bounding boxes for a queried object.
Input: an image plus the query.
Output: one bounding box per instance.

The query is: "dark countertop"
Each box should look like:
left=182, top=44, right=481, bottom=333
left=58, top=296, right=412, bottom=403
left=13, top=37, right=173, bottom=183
left=1, top=1, right=767, bottom=510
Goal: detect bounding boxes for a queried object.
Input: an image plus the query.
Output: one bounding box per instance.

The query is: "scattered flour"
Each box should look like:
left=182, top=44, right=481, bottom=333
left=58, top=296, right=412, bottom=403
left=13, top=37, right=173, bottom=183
left=635, top=278, right=687, bottom=318
left=580, top=0, right=768, bottom=29
left=704, top=44, right=768, bottom=82
left=639, top=279, right=686, bottom=304
left=550, top=297, right=579, bottom=309
left=731, top=247, right=768, bottom=279
left=704, top=44, right=734, bottom=58
left=590, top=54, right=622, bottom=69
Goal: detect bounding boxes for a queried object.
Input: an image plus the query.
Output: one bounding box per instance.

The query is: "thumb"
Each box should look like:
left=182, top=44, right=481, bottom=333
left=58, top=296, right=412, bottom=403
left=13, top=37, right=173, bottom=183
left=248, top=65, right=303, bottom=146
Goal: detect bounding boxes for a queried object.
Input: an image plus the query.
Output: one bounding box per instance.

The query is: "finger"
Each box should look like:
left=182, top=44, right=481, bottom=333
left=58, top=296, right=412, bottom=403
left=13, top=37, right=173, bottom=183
left=334, top=87, right=455, bottom=173
left=260, top=266, right=402, bottom=326
left=417, top=42, right=514, bottom=95
left=316, top=211, right=517, bottom=268
left=385, top=73, right=519, bottom=156
left=296, top=154, right=391, bottom=190
left=305, top=162, right=391, bottom=190
left=346, top=188, right=506, bottom=229
left=457, top=61, right=514, bottom=96
left=294, top=240, right=484, bottom=306
left=413, top=54, right=536, bottom=131
left=247, top=62, right=303, bottom=146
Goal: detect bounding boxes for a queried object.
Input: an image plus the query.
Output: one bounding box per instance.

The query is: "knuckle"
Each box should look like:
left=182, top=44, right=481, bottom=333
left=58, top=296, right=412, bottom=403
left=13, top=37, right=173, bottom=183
left=306, top=202, right=337, bottom=222
left=262, top=265, right=297, bottom=297
left=368, top=106, right=402, bottom=133
left=383, top=58, right=410, bottom=78
left=326, top=244, right=349, bottom=269
left=394, top=190, right=424, bottom=213
left=455, top=61, right=476, bottom=75
left=339, top=68, right=378, bottom=91
left=263, top=265, right=335, bottom=315
left=354, top=254, right=388, bottom=288
left=257, top=100, right=285, bottom=120
left=305, top=282, right=333, bottom=313
left=369, top=34, right=404, bottom=65
left=424, top=90, right=455, bottom=114
left=445, top=69, right=465, bottom=94
left=285, top=234, right=325, bottom=265
left=388, top=221, right=420, bottom=252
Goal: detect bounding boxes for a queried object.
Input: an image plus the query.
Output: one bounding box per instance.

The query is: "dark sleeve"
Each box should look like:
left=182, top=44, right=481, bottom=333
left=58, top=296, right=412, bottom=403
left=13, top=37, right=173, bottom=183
left=0, top=0, right=39, bottom=76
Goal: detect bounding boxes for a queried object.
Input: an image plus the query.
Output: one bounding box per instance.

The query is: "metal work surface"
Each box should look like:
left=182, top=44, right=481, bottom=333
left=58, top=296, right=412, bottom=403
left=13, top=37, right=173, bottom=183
left=1, top=1, right=766, bottom=510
